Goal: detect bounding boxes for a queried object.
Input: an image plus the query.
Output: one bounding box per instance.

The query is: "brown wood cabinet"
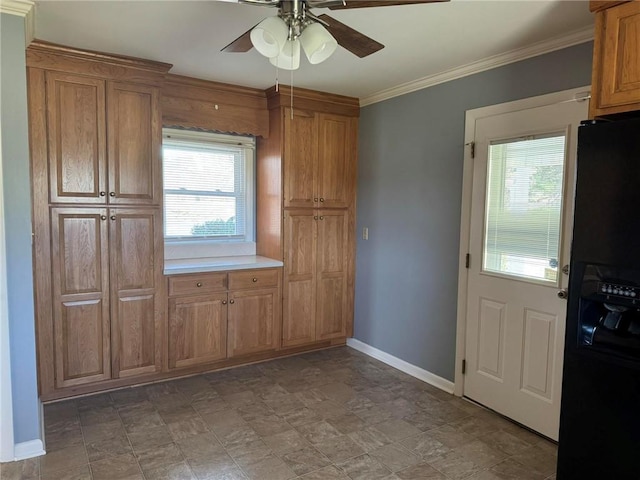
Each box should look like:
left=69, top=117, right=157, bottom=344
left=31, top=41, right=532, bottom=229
left=257, top=86, right=359, bottom=350
left=167, top=269, right=281, bottom=369
left=49, top=207, right=163, bottom=387
left=110, top=209, right=163, bottom=378
left=590, top=1, right=640, bottom=117
left=51, top=208, right=111, bottom=388
left=28, top=41, right=171, bottom=400
left=282, top=209, right=349, bottom=347
left=283, top=108, right=357, bottom=209
left=45, top=71, right=162, bottom=205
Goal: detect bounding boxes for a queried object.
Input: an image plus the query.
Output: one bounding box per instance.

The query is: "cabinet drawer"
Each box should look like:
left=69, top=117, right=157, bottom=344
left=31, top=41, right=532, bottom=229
left=169, top=273, right=227, bottom=296
left=228, top=269, right=279, bottom=290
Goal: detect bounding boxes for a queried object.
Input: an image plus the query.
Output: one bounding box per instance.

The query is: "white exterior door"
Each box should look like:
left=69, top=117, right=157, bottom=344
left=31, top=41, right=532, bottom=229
left=462, top=95, right=587, bottom=440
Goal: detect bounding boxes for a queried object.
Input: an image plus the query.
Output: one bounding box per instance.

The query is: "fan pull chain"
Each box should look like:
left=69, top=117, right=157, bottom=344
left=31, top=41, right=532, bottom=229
left=290, top=68, right=294, bottom=119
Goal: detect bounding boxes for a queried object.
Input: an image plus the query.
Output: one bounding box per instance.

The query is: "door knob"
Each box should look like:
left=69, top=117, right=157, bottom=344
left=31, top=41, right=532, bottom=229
left=557, top=289, right=568, bottom=300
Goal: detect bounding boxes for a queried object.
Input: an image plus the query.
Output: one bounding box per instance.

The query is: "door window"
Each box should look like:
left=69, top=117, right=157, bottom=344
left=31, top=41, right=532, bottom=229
left=483, top=133, right=567, bottom=284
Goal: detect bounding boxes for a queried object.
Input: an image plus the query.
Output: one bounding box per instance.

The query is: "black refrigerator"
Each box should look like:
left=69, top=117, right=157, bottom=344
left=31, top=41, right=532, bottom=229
left=557, top=116, right=640, bottom=479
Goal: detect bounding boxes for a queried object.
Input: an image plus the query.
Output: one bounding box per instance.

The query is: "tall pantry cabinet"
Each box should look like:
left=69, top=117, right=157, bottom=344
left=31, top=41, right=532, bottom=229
left=27, top=41, right=172, bottom=399
left=257, top=87, right=359, bottom=348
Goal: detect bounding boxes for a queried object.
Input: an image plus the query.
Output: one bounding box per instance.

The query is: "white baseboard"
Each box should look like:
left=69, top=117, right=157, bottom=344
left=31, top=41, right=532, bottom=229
left=347, top=338, right=455, bottom=394
left=13, top=439, right=45, bottom=461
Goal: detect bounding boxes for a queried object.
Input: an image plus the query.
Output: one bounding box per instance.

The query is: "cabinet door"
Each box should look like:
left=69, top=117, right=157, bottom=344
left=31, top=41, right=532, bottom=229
left=168, top=293, right=228, bottom=369
left=283, top=108, right=318, bottom=208
left=107, top=82, right=161, bottom=205
left=283, top=210, right=317, bottom=347
left=316, top=209, right=349, bottom=340
left=594, top=2, right=640, bottom=113
left=228, top=288, right=280, bottom=357
left=51, top=208, right=110, bottom=388
left=317, top=114, right=357, bottom=209
left=110, top=208, right=163, bottom=377
left=46, top=72, right=107, bottom=204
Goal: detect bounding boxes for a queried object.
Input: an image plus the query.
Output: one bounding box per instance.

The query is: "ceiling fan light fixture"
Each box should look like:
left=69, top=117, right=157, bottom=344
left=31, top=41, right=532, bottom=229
left=250, top=16, right=288, bottom=58
left=269, top=39, right=301, bottom=70
left=300, top=22, right=337, bottom=65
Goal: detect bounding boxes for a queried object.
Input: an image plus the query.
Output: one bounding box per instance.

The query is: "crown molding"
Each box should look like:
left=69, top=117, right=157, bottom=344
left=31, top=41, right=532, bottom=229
left=0, top=0, right=34, bottom=17
left=360, top=25, right=594, bottom=107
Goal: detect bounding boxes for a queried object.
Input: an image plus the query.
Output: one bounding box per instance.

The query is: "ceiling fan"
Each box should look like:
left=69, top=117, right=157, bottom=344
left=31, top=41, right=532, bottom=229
left=221, top=0, right=448, bottom=70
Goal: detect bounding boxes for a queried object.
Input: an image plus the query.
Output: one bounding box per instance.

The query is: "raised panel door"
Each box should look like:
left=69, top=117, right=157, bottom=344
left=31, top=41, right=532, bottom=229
left=317, top=114, right=356, bottom=209
left=46, top=72, right=107, bottom=204
left=316, top=209, right=349, bottom=340
left=594, top=2, right=640, bottom=114
left=51, top=208, right=110, bottom=387
left=228, top=288, right=280, bottom=357
left=107, top=82, right=161, bottom=205
left=168, top=294, right=228, bottom=369
left=283, top=108, right=318, bottom=208
left=283, top=210, right=317, bottom=347
left=109, top=208, right=163, bottom=377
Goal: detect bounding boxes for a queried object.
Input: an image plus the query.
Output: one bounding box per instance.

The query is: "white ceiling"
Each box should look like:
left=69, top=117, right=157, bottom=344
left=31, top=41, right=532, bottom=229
left=33, top=0, right=594, bottom=101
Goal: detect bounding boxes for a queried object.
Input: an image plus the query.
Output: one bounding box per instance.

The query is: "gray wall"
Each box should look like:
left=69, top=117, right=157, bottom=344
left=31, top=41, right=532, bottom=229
left=1, top=13, right=41, bottom=444
left=354, top=42, right=594, bottom=382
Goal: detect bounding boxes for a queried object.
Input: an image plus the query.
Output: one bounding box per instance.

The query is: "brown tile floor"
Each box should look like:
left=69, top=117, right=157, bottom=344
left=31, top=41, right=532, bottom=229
left=0, top=347, right=558, bottom=480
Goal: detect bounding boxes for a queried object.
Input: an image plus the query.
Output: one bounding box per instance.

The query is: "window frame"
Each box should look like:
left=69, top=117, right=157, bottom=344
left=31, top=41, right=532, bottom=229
left=162, top=128, right=256, bottom=260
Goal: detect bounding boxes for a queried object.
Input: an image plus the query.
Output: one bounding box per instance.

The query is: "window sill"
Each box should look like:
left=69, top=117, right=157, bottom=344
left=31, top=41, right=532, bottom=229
left=163, top=255, right=283, bottom=275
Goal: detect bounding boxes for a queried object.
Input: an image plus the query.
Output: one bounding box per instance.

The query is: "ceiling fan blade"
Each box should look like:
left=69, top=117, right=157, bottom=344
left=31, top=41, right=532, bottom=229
left=221, top=26, right=255, bottom=53
left=318, top=14, right=383, bottom=58
left=325, top=0, right=449, bottom=9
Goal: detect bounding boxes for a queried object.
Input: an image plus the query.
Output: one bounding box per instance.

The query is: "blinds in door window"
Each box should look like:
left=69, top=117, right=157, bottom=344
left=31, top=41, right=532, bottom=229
left=483, top=133, right=567, bottom=283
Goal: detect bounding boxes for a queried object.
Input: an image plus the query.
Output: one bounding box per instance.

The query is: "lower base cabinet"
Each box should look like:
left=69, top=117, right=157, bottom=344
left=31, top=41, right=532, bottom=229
left=283, top=209, right=349, bottom=347
left=167, top=268, right=281, bottom=369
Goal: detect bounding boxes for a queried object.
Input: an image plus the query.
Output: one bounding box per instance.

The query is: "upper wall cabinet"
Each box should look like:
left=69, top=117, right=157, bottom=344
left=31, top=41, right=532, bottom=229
left=590, top=1, right=640, bottom=117
left=46, top=73, right=162, bottom=205
left=283, top=108, right=358, bottom=209
left=29, top=40, right=171, bottom=206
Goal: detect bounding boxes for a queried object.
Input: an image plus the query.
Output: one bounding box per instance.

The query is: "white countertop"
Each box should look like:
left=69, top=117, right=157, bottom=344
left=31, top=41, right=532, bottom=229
left=164, top=255, right=283, bottom=275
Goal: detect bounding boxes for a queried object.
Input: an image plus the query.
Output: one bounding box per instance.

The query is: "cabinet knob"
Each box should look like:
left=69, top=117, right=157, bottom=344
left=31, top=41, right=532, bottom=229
left=320, top=198, right=325, bottom=202
left=314, top=216, right=318, bottom=220
left=229, top=299, right=235, bottom=304
left=110, top=215, right=116, bottom=221
left=314, top=198, right=318, bottom=202
left=319, top=216, right=324, bottom=220
left=100, top=215, right=107, bottom=221
left=252, top=278, right=258, bottom=283
left=196, top=282, right=202, bottom=287
left=109, top=192, right=116, bottom=197
left=222, top=300, right=227, bottom=305
left=99, top=191, right=106, bottom=197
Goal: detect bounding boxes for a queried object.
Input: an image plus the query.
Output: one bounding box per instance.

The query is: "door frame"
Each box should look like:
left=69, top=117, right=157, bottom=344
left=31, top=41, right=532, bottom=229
left=454, top=86, right=591, bottom=397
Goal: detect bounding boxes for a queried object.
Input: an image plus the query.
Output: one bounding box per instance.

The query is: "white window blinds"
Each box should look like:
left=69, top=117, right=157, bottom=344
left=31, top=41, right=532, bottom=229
left=163, top=130, right=254, bottom=241
left=483, top=133, right=567, bottom=283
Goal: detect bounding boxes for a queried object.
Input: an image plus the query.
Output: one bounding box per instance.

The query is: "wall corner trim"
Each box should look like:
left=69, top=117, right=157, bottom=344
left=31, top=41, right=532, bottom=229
left=0, top=0, right=34, bottom=17
left=13, top=440, right=45, bottom=461
left=359, top=25, right=594, bottom=107
left=346, top=338, right=455, bottom=394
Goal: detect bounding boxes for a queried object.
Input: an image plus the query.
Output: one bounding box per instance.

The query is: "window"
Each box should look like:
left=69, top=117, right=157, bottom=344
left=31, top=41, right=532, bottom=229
left=163, top=128, right=255, bottom=258
left=483, top=133, right=566, bottom=283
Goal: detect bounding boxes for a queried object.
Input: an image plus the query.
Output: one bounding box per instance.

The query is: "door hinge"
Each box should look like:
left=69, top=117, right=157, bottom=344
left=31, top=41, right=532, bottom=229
left=462, top=359, right=466, bottom=375
left=470, top=141, right=475, bottom=159
left=465, top=253, right=470, bottom=269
